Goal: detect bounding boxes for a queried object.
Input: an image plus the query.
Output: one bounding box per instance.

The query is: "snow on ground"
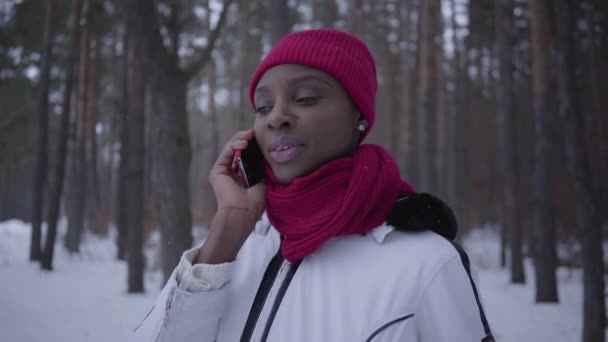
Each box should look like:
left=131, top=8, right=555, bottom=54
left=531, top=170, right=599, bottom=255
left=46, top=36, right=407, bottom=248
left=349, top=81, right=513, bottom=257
left=0, top=220, right=599, bottom=342
left=462, top=225, right=589, bottom=342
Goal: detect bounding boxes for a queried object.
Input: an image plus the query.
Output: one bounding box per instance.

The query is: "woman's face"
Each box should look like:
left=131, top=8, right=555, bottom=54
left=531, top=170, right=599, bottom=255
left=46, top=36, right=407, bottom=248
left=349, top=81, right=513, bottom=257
left=253, top=64, right=359, bottom=184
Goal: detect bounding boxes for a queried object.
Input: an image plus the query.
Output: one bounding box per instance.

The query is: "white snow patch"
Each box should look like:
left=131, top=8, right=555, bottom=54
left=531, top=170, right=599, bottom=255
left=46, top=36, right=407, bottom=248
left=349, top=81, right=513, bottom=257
left=0, top=219, right=603, bottom=342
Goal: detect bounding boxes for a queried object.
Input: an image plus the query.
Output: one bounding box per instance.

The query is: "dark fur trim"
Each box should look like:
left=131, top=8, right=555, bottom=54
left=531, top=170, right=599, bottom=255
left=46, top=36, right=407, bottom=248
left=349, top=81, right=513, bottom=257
left=386, top=193, right=458, bottom=240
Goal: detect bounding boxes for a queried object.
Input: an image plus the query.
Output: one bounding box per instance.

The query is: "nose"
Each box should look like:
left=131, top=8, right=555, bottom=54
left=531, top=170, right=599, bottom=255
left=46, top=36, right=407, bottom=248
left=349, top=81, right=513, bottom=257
left=265, top=101, right=294, bottom=131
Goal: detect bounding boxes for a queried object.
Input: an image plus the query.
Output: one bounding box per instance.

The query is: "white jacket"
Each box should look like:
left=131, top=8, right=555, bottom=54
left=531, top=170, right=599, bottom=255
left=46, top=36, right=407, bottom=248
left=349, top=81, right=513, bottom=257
left=130, top=214, right=494, bottom=342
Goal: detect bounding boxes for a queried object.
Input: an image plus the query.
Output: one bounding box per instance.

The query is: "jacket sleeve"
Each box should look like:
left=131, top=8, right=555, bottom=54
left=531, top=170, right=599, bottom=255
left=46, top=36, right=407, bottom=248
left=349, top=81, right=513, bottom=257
left=129, top=243, right=234, bottom=342
left=414, top=254, right=495, bottom=342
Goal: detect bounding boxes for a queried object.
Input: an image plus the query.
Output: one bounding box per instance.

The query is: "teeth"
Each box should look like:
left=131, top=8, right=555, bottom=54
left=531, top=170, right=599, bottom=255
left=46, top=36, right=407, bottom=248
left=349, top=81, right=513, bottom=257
left=277, top=145, right=291, bottom=151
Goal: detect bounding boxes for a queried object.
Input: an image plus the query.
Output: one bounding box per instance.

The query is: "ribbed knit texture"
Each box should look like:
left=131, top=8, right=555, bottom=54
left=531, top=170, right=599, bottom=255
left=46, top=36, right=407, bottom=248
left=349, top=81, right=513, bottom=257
left=265, top=145, right=416, bottom=263
left=249, top=29, right=377, bottom=142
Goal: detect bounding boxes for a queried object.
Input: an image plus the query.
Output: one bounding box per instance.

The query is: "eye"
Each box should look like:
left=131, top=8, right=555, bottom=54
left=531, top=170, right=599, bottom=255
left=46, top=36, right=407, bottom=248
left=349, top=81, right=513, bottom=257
left=296, top=96, right=321, bottom=104
left=255, top=106, right=272, bottom=115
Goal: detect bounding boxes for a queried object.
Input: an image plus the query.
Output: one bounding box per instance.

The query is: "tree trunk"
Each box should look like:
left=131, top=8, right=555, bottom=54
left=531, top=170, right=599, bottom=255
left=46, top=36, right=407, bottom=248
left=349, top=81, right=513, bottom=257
left=528, top=0, right=558, bottom=303
left=125, top=0, right=232, bottom=282
left=446, top=0, right=459, bottom=209
left=589, top=0, right=608, bottom=225
left=398, top=1, right=412, bottom=176
left=125, top=24, right=146, bottom=293
left=116, top=26, right=129, bottom=261
left=31, top=0, right=56, bottom=262
left=434, top=12, right=447, bottom=199
left=270, top=0, right=290, bottom=44
left=151, top=71, right=193, bottom=282
left=553, top=0, right=605, bottom=339
left=65, top=1, right=90, bottom=253
left=495, top=0, right=525, bottom=283
left=349, top=0, right=365, bottom=37
left=87, top=21, right=103, bottom=235
left=381, top=4, right=397, bottom=152
left=41, top=0, right=82, bottom=270
left=319, top=0, right=338, bottom=28
left=238, top=0, right=250, bottom=129
left=416, top=0, right=440, bottom=193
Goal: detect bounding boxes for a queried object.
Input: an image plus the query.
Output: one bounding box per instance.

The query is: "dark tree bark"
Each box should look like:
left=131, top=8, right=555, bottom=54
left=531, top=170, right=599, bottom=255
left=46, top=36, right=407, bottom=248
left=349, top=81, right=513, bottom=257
left=206, top=0, right=220, bottom=165
left=349, top=0, right=365, bottom=37
left=270, top=0, right=291, bottom=45
left=41, top=0, right=82, bottom=270
left=381, top=2, right=398, bottom=152
left=318, top=0, right=338, bottom=28
left=415, top=0, right=440, bottom=192
left=433, top=4, right=446, bottom=199
left=31, top=0, right=56, bottom=262
left=553, top=0, right=605, bottom=340
left=87, top=21, right=102, bottom=235
left=115, top=27, right=129, bottom=261
left=125, top=0, right=233, bottom=282
left=528, top=0, right=558, bottom=303
left=495, top=0, right=525, bottom=284
left=125, top=24, right=146, bottom=293
left=397, top=1, right=413, bottom=175
left=446, top=0, right=462, bottom=211
left=238, top=0, right=251, bottom=129
left=589, top=0, right=608, bottom=226
left=65, top=1, right=91, bottom=253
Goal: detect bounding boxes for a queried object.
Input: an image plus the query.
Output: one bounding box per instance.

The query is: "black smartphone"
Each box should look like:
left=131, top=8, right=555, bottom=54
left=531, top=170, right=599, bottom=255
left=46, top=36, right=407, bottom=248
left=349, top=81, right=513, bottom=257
left=236, top=138, right=265, bottom=188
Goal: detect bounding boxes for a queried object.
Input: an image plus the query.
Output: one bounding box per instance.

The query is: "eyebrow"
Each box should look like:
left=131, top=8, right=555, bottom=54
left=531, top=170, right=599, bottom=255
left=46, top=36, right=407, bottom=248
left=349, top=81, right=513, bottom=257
left=254, top=74, right=334, bottom=94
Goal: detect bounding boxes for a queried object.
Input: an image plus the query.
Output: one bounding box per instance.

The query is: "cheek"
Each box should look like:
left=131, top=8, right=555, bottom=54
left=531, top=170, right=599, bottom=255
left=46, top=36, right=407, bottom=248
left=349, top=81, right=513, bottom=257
left=310, top=112, right=355, bottom=154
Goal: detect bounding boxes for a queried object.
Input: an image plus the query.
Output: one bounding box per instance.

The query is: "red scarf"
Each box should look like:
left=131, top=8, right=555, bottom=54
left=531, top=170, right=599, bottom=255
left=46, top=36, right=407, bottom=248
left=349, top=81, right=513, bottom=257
left=265, top=144, right=415, bottom=263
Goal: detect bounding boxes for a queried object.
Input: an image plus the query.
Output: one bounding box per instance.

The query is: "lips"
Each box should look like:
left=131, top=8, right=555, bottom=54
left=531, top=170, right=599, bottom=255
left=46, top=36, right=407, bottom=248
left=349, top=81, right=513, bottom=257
left=267, top=136, right=305, bottom=164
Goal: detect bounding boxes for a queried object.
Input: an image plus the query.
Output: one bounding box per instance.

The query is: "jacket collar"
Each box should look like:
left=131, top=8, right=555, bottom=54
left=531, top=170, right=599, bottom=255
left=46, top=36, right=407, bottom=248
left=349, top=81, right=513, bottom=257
left=254, top=212, right=395, bottom=244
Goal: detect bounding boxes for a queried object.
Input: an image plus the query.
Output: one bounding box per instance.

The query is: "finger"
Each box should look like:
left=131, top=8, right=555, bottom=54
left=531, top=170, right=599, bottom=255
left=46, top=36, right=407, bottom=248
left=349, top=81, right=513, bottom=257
left=214, top=130, right=254, bottom=169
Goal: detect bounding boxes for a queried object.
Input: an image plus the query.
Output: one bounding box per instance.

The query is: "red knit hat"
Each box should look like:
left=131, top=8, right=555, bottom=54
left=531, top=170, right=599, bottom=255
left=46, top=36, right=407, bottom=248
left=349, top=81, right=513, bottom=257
left=249, top=29, right=377, bottom=141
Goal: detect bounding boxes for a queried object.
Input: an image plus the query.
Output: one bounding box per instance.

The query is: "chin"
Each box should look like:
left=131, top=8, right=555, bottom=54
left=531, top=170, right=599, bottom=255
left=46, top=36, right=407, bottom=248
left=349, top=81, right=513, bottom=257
left=273, top=170, right=297, bottom=184
left=270, top=164, right=309, bottom=184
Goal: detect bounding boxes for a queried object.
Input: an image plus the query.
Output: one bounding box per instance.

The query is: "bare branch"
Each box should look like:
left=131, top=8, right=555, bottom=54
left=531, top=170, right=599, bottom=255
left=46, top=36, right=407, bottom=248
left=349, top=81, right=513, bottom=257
left=184, top=0, right=234, bottom=80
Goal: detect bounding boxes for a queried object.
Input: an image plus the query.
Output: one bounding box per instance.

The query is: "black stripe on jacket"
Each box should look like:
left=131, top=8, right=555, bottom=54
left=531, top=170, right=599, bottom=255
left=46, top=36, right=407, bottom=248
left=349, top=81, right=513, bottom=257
left=388, top=193, right=495, bottom=341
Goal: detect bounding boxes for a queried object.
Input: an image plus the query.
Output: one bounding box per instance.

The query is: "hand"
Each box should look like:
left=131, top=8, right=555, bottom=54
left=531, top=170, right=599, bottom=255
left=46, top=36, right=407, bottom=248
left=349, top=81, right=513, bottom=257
left=197, top=130, right=266, bottom=264
left=209, top=129, right=266, bottom=225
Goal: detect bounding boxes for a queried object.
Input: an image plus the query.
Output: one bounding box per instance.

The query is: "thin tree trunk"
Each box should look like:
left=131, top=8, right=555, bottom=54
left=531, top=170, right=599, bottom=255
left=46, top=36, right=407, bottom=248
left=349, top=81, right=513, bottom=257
left=125, top=25, right=145, bottom=293
left=41, top=0, right=82, bottom=270
left=495, top=0, right=525, bottom=283
left=87, top=23, right=102, bottom=234
left=207, top=0, right=220, bottom=168
left=446, top=0, right=459, bottom=208
left=238, top=0, right=250, bottom=129
left=65, top=1, right=90, bottom=253
left=529, top=0, right=558, bottom=303
left=588, top=0, right=608, bottom=224
left=381, top=4, right=397, bottom=152
left=270, top=0, right=290, bottom=44
left=116, top=26, right=129, bottom=261
left=349, top=0, right=365, bottom=37
left=435, top=15, right=447, bottom=199
left=398, top=1, right=412, bottom=176
left=553, top=0, right=605, bottom=339
left=416, top=0, right=440, bottom=192
left=31, top=0, right=56, bottom=262
left=319, top=0, right=338, bottom=28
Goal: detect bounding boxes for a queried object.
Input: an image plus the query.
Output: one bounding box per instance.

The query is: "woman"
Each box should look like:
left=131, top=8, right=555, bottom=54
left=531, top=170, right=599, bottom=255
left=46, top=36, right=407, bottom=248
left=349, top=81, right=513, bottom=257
left=131, top=29, right=494, bottom=342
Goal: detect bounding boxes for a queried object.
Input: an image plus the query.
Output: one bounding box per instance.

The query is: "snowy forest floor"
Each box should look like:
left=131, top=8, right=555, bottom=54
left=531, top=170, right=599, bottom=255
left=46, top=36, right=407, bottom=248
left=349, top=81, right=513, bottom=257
left=0, top=219, right=597, bottom=342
